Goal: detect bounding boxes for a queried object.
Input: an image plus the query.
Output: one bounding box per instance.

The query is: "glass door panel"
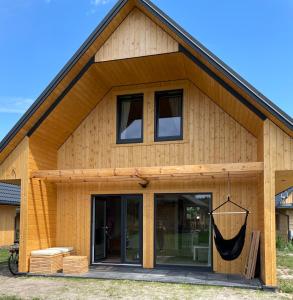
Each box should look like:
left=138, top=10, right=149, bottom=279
left=93, top=195, right=142, bottom=265
left=155, top=193, right=212, bottom=267
left=125, top=196, right=141, bottom=263
left=94, top=199, right=106, bottom=261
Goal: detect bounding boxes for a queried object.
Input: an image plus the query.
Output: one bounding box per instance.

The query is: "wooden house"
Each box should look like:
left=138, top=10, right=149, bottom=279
left=0, top=0, right=292, bottom=289
left=276, top=188, right=293, bottom=242
left=0, top=183, right=20, bottom=246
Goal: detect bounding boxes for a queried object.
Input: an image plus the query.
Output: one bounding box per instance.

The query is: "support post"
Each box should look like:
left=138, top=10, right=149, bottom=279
left=143, top=192, right=154, bottom=268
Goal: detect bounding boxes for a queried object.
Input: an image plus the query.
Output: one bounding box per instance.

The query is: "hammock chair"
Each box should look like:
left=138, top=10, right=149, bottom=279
left=209, top=175, right=249, bottom=261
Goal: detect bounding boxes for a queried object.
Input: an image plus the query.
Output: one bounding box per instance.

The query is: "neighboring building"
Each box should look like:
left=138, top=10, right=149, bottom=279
left=276, top=187, right=293, bottom=242
left=0, top=183, right=20, bottom=246
left=0, top=0, right=292, bottom=289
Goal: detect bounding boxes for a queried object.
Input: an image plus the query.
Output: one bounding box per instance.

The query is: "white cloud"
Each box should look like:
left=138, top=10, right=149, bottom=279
left=0, top=97, right=34, bottom=114
left=91, top=0, right=111, bottom=6
left=88, top=0, right=113, bottom=14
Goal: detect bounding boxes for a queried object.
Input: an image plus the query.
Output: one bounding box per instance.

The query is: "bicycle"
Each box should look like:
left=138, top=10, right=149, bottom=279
left=8, top=243, right=19, bottom=275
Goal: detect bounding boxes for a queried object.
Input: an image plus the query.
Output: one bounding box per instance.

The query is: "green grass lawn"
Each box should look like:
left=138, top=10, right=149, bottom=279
left=277, top=251, right=293, bottom=269
left=277, top=250, right=293, bottom=294
left=0, top=248, right=9, bottom=264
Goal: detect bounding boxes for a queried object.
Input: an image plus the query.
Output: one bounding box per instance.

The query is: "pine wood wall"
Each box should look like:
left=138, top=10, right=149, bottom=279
left=24, top=136, right=58, bottom=271
left=58, top=80, right=257, bottom=169
left=56, top=80, right=259, bottom=275
left=0, top=205, right=17, bottom=247
left=56, top=179, right=258, bottom=275
left=259, top=120, right=293, bottom=286
left=95, top=8, right=178, bottom=62
left=0, top=138, right=29, bottom=271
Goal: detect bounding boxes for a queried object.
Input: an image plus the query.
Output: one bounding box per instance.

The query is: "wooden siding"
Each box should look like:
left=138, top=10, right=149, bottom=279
left=95, top=8, right=178, bottom=62
left=0, top=205, right=17, bottom=247
left=58, top=80, right=257, bottom=170
left=23, top=135, right=58, bottom=271
left=0, top=138, right=29, bottom=271
left=0, top=138, right=29, bottom=181
left=56, top=178, right=258, bottom=275
left=55, top=80, right=260, bottom=275
left=276, top=210, right=290, bottom=242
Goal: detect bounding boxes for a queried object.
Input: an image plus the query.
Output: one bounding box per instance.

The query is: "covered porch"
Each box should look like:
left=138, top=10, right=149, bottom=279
left=29, top=162, right=263, bottom=279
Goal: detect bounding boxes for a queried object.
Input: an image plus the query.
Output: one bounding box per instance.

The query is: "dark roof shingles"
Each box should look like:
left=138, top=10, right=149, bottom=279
left=0, top=183, right=21, bottom=206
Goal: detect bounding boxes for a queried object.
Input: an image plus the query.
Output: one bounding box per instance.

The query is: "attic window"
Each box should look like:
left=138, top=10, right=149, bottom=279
left=117, top=94, right=143, bottom=144
left=155, top=89, right=183, bottom=141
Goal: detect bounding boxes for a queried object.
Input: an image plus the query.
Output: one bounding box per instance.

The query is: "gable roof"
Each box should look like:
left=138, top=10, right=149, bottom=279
left=0, top=183, right=21, bottom=206
left=0, top=0, right=292, bottom=162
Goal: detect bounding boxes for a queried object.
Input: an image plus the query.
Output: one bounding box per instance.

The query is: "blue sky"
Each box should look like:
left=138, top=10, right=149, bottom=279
left=0, top=0, right=292, bottom=140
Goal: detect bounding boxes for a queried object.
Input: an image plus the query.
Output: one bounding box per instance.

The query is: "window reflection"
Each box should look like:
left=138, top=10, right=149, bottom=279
left=155, top=193, right=211, bottom=267
left=155, top=90, right=183, bottom=140
left=117, top=94, right=143, bottom=143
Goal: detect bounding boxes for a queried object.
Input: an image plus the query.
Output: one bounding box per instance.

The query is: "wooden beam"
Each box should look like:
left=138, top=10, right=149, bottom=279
left=31, top=162, right=264, bottom=183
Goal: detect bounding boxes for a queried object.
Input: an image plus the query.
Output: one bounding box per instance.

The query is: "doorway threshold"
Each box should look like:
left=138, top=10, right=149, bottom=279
left=92, top=263, right=142, bottom=267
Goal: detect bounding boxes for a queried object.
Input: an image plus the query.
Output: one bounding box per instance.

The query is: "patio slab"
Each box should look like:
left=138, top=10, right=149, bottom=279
left=29, top=265, right=263, bottom=290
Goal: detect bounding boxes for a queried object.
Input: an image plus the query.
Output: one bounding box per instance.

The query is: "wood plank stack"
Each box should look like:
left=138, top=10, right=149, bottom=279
left=30, top=254, right=63, bottom=274
left=244, top=230, right=260, bottom=279
left=63, top=256, right=88, bottom=274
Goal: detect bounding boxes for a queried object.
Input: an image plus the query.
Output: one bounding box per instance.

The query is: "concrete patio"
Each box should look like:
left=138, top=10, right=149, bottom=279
left=29, top=265, right=263, bottom=290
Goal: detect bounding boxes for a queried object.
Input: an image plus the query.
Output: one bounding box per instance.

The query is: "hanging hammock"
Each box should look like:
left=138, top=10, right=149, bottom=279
left=210, top=175, right=250, bottom=261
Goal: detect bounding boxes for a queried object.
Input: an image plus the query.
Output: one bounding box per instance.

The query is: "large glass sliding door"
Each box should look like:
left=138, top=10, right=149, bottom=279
left=92, top=195, right=142, bottom=265
left=155, top=193, right=212, bottom=268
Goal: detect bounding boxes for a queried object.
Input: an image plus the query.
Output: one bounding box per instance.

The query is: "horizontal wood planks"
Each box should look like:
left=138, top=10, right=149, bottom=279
left=95, top=8, right=178, bottom=62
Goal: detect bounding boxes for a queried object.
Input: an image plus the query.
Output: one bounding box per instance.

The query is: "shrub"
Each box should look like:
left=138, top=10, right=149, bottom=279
left=276, top=235, right=287, bottom=250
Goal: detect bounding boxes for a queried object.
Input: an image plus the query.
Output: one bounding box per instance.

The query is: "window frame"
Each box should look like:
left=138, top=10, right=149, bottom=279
left=116, top=93, right=144, bottom=144
left=154, top=89, right=184, bottom=142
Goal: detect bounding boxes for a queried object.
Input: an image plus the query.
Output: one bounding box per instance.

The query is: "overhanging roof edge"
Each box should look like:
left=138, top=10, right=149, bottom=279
left=0, top=0, right=129, bottom=153
left=139, top=0, right=293, bottom=131
left=0, top=0, right=292, bottom=156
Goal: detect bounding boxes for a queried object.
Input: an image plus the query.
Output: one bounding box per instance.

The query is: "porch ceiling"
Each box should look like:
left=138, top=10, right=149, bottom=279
left=275, top=170, right=293, bottom=195
left=30, top=51, right=263, bottom=152
left=30, top=52, right=186, bottom=149
left=31, top=162, right=264, bottom=185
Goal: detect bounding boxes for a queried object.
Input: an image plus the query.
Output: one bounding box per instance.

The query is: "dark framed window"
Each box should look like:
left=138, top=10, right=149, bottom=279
left=155, top=89, right=183, bottom=141
left=117, top=94, right=143, bottom=144
left=155, top=193, right=212, bottom=268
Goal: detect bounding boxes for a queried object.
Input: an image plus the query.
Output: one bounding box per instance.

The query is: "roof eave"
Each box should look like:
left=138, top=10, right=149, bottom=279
left=139, top=0, right=293, bottom=131
left=0, top=0, right=292, bottom=157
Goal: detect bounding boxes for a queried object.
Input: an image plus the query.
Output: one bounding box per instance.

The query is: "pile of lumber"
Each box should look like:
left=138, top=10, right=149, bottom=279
left=244, top=231, right=260, bottom=279
left=63, top=256, right=88, bottom=274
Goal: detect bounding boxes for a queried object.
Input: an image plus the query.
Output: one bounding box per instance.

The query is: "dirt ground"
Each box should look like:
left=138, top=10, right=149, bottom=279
left=0, top=263, right=291, bottom=300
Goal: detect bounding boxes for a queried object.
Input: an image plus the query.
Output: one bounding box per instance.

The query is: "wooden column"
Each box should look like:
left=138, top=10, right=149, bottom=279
left=260, top=120, right=277, bottom=286
left=143, top=192, right=154, bottom=268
